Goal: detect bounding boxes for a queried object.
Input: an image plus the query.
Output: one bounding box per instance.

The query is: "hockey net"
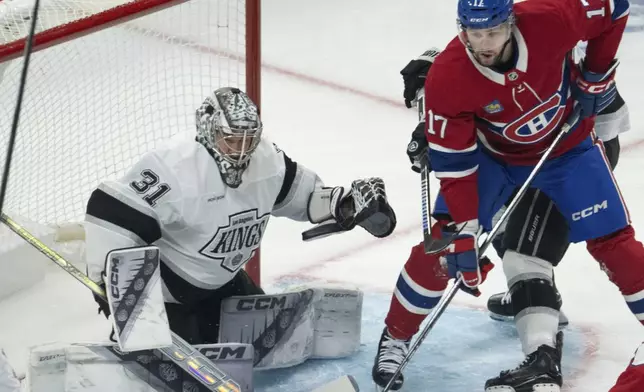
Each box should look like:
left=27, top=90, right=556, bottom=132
left=0, top=0, right=261, bottom=282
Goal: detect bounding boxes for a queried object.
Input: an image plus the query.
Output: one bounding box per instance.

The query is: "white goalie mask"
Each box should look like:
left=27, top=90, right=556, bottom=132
left=196, top=87, right=263, bottom=188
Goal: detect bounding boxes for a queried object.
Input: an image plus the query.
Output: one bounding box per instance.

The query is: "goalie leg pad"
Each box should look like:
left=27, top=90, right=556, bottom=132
left=219, top=289, right=317, bottom=369
left=218, top=284, right=362, bottom=369
left=305, top=284, right=363, bottom=359
left=28, top=342, right=255, bottom=392
left=106, top=246, right=171, bottom=352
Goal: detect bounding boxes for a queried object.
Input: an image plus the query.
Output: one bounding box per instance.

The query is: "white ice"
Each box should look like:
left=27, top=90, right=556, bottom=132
left=1, top=0, right=644, bottom=391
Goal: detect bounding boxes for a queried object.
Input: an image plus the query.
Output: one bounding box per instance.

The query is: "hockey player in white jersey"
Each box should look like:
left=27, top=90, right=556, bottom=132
left=84, top=87, right=397, bottom=346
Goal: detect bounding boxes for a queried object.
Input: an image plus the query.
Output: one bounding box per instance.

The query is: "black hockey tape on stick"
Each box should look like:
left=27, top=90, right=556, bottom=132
left=0, top=213, right=242, bottom=392
left=420, top=154, right=437, bottom=253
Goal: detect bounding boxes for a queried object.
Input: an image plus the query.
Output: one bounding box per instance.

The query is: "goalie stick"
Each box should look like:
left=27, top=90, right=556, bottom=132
left=382, top=106, right=583, bottom=392
left=0, top=213, right=241, bottom=392
left=313, top=375, right=360, bottom=392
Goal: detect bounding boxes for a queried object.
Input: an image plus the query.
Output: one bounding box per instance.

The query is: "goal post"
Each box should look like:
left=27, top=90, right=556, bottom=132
left=244, top=0, right=261, bottom=286
left=0, top=0, right=262, bottom=285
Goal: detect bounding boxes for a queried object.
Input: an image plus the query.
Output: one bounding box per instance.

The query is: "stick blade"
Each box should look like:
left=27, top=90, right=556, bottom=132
left=313, top=375, right=360, bottom=392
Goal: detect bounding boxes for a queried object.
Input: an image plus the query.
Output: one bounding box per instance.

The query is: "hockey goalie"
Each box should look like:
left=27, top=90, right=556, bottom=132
left=22, top=87, right=393, bottom=391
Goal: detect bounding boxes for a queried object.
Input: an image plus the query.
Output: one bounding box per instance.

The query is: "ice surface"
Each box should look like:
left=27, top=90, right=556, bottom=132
left=255, top=281, right=592, bottom=391
left=0, top=0, right=643, bottom=391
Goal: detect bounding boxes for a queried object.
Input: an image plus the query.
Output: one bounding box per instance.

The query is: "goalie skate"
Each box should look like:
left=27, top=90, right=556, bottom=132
left=485, top=332, right=563, bottom=392
left=372, top=328, right=410, bottom=391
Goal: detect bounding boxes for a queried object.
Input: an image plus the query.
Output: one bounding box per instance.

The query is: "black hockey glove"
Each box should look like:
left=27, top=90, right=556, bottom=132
left=400, top=47, right=441, bottom=108
left=407, top=122, right=429, bottom=173
left=93, top=283, right=111, bottom=319
left=351, top=177, right=397, bottom=238
left=303, top=178, right=397, bottom=241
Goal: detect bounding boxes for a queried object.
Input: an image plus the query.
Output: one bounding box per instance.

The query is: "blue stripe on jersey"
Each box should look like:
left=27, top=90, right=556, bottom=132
left=395, top=274, right=442, bottom=311
left=627, top=295, right=644, bottom=315
left=428, top=147, right=479, bottom=174
left=612, top=0, right=630, bottom=20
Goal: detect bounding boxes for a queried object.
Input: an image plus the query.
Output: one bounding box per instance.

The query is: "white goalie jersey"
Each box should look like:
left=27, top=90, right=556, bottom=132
left=85, top=137, right=321, bottom=295
left=0, top=350, right=19, bottom=392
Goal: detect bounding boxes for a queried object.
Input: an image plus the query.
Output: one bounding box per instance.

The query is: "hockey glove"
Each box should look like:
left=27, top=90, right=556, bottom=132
left=407, top=122, right=429, bottom=173
left=93, top=282, right=111, bottom=319
left=572, top=60, right=619, bottom=119
left=303, top=177, right=396, bottom=241
left=400, top=47, right=441, bottom=108
left=442, top=220, right=490, bottom=294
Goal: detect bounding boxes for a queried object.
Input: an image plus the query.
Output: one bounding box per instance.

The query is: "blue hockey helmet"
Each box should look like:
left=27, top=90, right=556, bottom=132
left=457, top=0, right=514, bottom=30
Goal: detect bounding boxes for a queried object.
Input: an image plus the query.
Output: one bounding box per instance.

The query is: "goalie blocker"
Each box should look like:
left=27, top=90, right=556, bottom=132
left=105, top=246, right=172, bottom=352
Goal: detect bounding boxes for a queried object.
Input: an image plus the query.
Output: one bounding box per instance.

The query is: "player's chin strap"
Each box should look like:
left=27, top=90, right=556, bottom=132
left=382, top=106, right=583, bottom=392
left=302, top=177, right=397, bottom=241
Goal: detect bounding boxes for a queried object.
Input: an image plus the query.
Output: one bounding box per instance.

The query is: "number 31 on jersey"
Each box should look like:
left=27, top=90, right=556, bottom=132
left=130, top=169, right=171, bottom=206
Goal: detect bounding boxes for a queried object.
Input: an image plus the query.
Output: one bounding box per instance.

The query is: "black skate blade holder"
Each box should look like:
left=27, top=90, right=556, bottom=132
left=382, top=105, right=582, bottom=392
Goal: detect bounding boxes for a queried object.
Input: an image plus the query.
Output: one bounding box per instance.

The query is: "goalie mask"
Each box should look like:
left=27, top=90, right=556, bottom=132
left=196, top=87, right=263, bottom=188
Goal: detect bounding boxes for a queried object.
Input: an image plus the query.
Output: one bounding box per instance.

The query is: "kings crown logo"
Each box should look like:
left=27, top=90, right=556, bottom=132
left=200, top=209, right=270, bottom=272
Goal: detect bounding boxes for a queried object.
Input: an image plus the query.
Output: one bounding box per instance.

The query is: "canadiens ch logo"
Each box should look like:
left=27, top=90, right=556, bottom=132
left=199, top=209, right=270, bottom=272
left=502, top=93, right=566, bottom=144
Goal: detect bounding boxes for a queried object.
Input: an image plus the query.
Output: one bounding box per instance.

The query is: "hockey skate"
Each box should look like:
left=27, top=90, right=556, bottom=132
left=487, top=291, right=569, bottom=328
left=485, top=332, right=563, bottom=392
left=372, top=328, right=410, bottom=391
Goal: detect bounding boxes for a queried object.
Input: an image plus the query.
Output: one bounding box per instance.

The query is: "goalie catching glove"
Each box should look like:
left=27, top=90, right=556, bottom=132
left=302, top=177, right=396, bottom=241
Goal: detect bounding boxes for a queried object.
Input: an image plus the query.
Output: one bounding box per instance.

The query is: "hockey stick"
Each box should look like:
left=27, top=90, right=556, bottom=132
left=0, top=213, right=241, bottom=392
left=0, top=0, right=41, bottom=210
left=414, top=89, right=447, bottom=254
left=382, top=106, right=582, bottom=392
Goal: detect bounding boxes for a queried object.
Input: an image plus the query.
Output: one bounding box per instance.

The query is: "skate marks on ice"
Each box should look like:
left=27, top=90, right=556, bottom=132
left=254, top=287, right=592, bottom=392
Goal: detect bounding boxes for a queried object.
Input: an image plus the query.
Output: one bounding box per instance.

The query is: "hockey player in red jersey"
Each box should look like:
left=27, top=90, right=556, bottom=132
left=611, top=342, right=644, bottom=392
left=371, top=0, right=639, bottom=391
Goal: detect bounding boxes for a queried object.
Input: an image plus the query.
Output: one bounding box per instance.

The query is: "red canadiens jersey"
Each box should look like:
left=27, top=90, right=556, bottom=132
left=424, top=0, right=629, bottom=224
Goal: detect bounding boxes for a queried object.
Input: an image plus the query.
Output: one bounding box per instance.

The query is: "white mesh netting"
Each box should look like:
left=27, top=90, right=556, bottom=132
left=0, top=0, right=249, bottom=236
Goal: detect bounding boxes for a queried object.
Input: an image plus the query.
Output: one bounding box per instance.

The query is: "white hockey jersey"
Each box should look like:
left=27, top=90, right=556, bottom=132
left=0, top=350, right=20, bottom=392
left=85, top=137, right=321, bottom=299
